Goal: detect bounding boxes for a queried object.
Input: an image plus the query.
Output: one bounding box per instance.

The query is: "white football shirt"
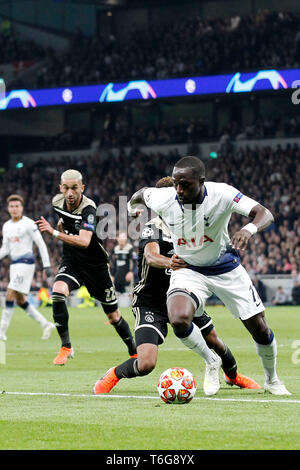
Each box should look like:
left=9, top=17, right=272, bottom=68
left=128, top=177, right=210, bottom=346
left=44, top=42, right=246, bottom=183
left=143, top=182, right=258, bottom=266
left=0, top=215, right=50, bottom=267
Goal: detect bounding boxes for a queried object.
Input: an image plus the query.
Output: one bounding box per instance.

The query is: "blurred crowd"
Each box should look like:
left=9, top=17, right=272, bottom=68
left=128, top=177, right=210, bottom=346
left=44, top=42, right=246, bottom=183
left=0, top=22, right=44, bottom=66
left=0, top=142, right=299, bottom=305
left=97, top=113, right=300, bottom=149
left=35, top=9, right=300, bottom=87
left=11, top=112, right=300, bottom=156
left=2, top=9, right=300, bottom=89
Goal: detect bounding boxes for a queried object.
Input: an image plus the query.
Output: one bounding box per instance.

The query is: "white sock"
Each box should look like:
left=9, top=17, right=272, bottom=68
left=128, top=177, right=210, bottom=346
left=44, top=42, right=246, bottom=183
left=175, top=323, right=217, bottom=364
left=0, top=304, right=15, bottom=337
left=254, top=337, right=278, bottom=383
left=24, top=303, right=49, bottom=328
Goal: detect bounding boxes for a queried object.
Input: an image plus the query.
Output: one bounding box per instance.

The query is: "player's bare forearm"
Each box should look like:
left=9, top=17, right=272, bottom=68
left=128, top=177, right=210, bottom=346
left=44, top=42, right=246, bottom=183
left=230, top=204, right=274, bottom=252
left=51, top=230, right=92, bottom=248
left=169, top=254, right=189, bottom=270
left=36, top=216, right=92, bottom=248
left=145, top=244, right=188, bottom=270
left=248, top=204, right=274, bottom=231
left=144, top=242, right=172, bottom=269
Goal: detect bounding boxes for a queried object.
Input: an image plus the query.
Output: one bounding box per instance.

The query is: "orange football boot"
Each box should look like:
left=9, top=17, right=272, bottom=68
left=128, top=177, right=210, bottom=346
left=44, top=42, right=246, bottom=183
left=93, top=367, right=119, bottom=394
left=224, top=373, right=261, bottom=389
left=130, top=354, right=138, bottom=359
left=53, top=346, right=74, bottom=365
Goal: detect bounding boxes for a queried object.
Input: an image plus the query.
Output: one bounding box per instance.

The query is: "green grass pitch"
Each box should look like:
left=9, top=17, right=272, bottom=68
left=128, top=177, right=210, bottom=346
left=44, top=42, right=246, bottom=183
left=0, top=304, right=299, bottom=450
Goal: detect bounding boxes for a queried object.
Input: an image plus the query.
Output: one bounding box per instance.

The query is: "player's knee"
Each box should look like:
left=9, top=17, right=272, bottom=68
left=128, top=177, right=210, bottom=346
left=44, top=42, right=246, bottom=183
left=137, top=357, right=156, bottom=376
left=253, top=326, right=272, bottom=345
left=6, top=289, right=16, bottom=302
left=168, top=310, right=191, bottom=331
left=167, top=302, right=191, bottom=326
left=167, top=290, right=197, bottom=329
left=52, top=281, right=69, bottom=297
left=15, top=294, right=27, bottom=306
left=107, top=309, right=121, bottom=324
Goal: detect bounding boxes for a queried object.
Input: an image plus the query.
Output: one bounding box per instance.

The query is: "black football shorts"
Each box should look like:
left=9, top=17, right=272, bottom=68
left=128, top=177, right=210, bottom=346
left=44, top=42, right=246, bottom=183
left=132, top=306, right=168, bottom=346
left=193, top=310, right=214, bottom=337
left=132, top=306, right=213, bottom=347
left=55, top=259, right=118, bottom=313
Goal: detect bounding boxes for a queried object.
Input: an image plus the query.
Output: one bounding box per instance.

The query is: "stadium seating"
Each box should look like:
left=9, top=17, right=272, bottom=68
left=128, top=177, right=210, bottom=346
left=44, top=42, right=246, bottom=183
left=6, top=10, right=300, bottom=89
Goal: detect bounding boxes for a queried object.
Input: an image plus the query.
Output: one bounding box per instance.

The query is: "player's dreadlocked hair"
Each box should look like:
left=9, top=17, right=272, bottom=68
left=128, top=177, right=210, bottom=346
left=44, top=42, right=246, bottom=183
left=174, top=156, right=205, bottom=178
left=155, top=176, right=173, bottom=188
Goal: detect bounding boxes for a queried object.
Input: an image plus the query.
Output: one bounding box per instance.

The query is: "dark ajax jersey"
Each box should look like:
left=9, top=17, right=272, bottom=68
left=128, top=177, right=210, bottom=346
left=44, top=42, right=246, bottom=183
left=111, top=243, right=134, bottom=284
left=52, top=193, right=109, bottom=266
left=132, top=217, right=173, bottom=314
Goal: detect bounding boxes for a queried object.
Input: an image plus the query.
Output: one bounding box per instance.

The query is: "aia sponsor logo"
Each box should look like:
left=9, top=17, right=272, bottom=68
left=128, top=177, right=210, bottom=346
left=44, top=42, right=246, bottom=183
left=8, top=236, right=20, bottom=243
left=177, top=235, right=214, bottom=247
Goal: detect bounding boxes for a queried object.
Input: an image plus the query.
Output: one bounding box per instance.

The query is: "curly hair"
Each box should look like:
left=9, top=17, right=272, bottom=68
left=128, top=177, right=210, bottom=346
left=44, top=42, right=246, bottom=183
left=155, top=176, right=173, bottom=188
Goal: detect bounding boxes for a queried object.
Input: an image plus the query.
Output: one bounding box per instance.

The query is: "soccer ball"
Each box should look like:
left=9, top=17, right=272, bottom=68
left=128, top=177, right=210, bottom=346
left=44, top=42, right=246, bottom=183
left=157, top=367, right=197, bottom=404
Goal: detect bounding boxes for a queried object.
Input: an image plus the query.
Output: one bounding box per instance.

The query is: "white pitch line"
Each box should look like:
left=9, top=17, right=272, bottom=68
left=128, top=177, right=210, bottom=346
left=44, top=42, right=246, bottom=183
left=2, top=391, right=300, bottom=404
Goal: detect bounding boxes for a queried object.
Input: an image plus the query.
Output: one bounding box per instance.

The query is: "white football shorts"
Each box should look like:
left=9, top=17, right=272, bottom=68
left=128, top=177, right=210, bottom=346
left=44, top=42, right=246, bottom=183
left=8, top=263, right=35, bottom=295
left=167, top=264, right=264, bottom=321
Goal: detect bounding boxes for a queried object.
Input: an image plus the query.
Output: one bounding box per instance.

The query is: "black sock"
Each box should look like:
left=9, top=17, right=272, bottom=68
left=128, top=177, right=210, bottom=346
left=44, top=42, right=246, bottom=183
left=111, top=316, right=137, bottom=356
left=220, top=345, right=237, bottom=379
left=52, top=292, right=71, bottom=348
left=115, top=358, right=141, bottom=379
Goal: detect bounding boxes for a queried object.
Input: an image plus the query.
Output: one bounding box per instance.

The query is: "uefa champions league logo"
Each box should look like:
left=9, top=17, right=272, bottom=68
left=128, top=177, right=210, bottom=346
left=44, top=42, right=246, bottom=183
left=0, top=78, right=5, bottom=101
left=226, top=70, right=288, bottom=93
left=0, top=89, right=37, bottom=110
left=99, top=80, right=157, bottom=102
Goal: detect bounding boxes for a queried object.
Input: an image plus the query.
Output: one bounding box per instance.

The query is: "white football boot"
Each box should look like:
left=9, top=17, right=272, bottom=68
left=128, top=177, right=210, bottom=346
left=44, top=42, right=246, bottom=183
left=264, top=379, right=291, bottom=396
left=203, top=352, right=222, bottom=396
left=41, top=322, right=56, bottom=340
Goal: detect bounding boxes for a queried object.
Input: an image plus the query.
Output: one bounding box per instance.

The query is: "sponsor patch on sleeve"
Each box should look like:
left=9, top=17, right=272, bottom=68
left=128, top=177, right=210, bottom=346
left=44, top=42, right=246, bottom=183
left=83, top=222, right=95, bottom=230
left=233, top=192, right=244, bottom=203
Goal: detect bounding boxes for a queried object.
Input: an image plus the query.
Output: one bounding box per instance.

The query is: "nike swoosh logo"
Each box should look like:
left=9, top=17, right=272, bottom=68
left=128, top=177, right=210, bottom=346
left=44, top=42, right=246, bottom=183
left=256, top=301, right=261, bottom=307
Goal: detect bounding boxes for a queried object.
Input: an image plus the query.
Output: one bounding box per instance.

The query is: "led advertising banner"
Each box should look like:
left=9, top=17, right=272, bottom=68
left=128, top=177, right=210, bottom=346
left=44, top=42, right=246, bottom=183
left=0, top=68, right=298, bottom=111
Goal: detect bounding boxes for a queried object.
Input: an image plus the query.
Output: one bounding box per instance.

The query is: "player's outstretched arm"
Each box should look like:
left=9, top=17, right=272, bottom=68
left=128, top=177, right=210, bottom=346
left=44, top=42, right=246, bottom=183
left=145, top=243, right=188, bottom=271
left=144, top=242, right=172, bottom=269
left=230, top=203, right=274, bottom=253
left=35, top=216, right=92, bottom=248
left=127, top=188, right=148, bottom=217
left=32, top=225, right=51, bottom=268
